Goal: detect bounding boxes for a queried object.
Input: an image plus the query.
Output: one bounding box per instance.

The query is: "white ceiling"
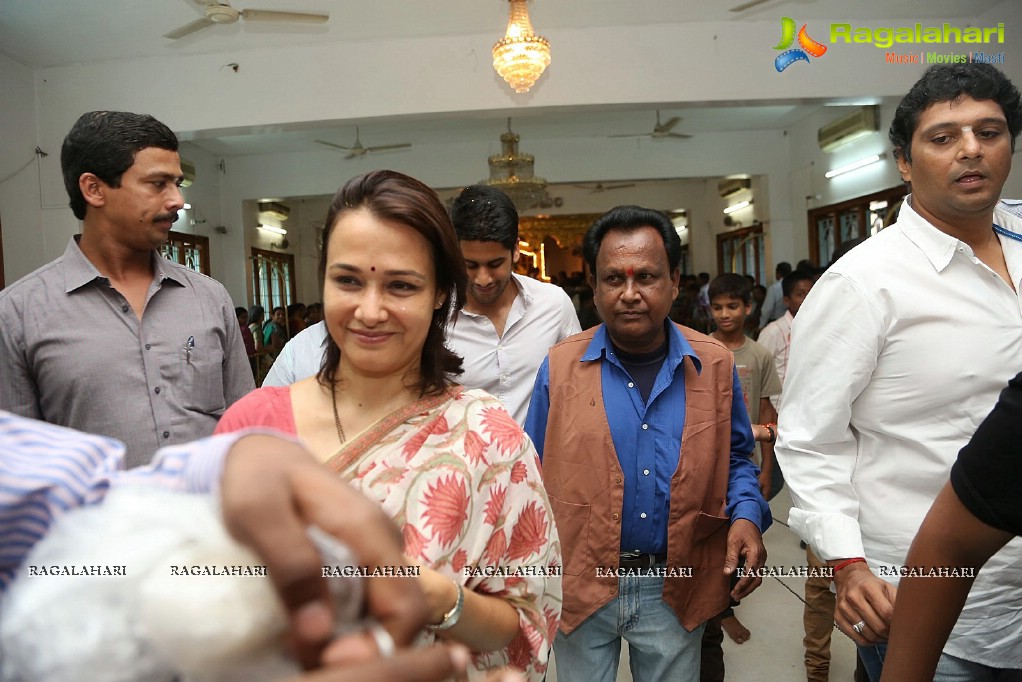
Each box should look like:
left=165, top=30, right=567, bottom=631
left=0, top=0, right=1005, bottom=166
left=0, top=0, right=1004, bottom=69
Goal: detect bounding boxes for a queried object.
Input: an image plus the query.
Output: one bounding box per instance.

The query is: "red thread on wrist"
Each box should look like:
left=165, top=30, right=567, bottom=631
left=832, top=557, right=866, bottom=575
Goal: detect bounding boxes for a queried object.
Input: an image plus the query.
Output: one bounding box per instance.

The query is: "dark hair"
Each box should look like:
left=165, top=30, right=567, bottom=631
left=829, top=236, right=869, bottom=266
left=287, top=303, right=306, bottom=316
left=449, top=185, right=519, bottom=251
left=782, top=270, right=815, bottom=298
left=271, top=306, right=285, bottom=315
left=776, top=261, right=793, bottom=277
left=317, top=170, right=467, bottom=397
left=247, top=305, right=264, bottom=323
left=234, top=306, right=247, bottom=317
left=583, top=206, right=682, bottom=275
left=61, top=111, right=179, bottom=220
left=890, top=64, right=1022, bottom=162
left=708, top=273, right=752, bottom=305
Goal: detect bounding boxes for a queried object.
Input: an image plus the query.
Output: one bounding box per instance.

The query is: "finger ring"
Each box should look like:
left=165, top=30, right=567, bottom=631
left=851, top=620, right=866, bottom=635
left=368, top=622, right=395, bottom=658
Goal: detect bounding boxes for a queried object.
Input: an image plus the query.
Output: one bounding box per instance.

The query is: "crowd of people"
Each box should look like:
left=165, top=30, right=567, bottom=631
left=2, top=61, right=1021, bottom=682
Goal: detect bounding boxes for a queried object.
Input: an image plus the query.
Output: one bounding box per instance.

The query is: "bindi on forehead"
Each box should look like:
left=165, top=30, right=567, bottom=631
left=626, top=267, right=635, bottom=277
left=370, top=266, right=376, bottom=272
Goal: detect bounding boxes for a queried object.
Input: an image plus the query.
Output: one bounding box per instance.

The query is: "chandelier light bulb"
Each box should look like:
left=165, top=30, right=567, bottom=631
left=492, top=0, right=551, bottom=94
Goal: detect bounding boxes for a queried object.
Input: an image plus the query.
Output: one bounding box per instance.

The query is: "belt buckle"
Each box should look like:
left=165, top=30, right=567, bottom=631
left=619, top=551, right=646, bottom=568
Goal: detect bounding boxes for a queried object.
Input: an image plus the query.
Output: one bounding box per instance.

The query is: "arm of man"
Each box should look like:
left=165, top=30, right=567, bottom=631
left=879, top=483, right=1011, bottom=682
left=756, top=398, right=777, bottom=497
left=774, top=273, right=895, bottom=640
left=0, top=298, right=42, bottom=419
left=723, top=370, right=770, bottom=600
left=523, top=357, right=552, bottom=461
left=220, top=294, right=257, bottom=404
left=883, top=370, right=1022, bottom=678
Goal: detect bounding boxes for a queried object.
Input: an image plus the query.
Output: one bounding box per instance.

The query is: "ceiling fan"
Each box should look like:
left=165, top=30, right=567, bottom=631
left=164, top=0, right=329, bottom=40
left=315, top=127, right=412, bottom=160
left=573, top=182, right=637, bottom=193
left=610, top=111, right=692, bottom=140
left=729, top=0, right=770, bottom=11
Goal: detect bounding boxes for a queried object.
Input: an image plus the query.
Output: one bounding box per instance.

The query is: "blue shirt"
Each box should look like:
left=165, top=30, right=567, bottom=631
left=525, top=323, right=770, bottom=554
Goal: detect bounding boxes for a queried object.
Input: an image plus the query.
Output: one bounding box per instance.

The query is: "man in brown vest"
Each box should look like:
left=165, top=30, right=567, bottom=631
left=524, top=206, right=770, bottom=682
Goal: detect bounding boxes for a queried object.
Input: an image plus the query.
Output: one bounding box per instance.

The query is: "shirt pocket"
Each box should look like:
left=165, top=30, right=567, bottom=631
left=161, top=346, right=227, bottom=414
left=549, top=496, right=590, bottom=576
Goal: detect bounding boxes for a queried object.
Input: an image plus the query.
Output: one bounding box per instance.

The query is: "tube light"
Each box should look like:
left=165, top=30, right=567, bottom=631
left=826, top=153, right=885, bottom=179
left=258, top=224, right=287, bottom=236
left=723, top=200, right=752, bottom=215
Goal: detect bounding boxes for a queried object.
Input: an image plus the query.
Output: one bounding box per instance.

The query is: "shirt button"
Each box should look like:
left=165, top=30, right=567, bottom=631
left=643, top=469, right=650, bottom=476
left=612, top=513, right=620, bottom=520
left=154, top=387, right=161, bottom=394
left=162, top=431, right=170, bottom=439
left=641, top=423, right=649, bottom=430
left=640, top=512, right=647, bottom=519
left=628, top=382, right=634, bottom=388
left=145, top=344, right=151, bottom=350
left=121, top=304, right=129, bottom=313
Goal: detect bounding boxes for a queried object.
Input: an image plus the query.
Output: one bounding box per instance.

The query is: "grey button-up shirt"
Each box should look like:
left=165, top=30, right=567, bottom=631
left=0, top=237, right=255, bottom=467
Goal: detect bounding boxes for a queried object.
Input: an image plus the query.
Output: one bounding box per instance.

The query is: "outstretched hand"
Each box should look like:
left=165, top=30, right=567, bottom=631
left=723, top=519, right=767, bottom=600
left=219, top=433, right=428, bottom=670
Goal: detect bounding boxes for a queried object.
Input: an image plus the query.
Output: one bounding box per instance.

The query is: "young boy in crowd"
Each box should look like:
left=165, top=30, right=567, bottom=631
left=700, top=273, right=782, bottom=680
left=757, top=269, right=815, bottom=411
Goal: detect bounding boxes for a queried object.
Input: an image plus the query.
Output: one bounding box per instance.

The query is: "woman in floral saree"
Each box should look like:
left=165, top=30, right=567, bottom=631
left=216, top=170, right=560, bottom=680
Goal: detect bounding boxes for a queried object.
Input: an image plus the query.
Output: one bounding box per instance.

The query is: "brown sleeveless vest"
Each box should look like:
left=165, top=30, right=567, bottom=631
left=542, top=324, right=735, bottom=633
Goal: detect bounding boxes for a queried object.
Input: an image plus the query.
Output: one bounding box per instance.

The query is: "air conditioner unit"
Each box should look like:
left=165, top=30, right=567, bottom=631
left=258, top=201, right=290, bottom=221
left=180, top=158, right=196, bottom=188
left=818, top=106, right=879, bottom=152
left=717, top=177, right=751, bottom=199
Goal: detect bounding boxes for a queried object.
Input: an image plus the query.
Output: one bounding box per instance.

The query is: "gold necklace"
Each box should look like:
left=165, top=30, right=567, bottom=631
left=331, top=382, right=347, bottom=445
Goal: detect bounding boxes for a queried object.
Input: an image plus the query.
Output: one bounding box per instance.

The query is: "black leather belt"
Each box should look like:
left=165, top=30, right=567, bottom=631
left=618, top=552, right=667, bottom=569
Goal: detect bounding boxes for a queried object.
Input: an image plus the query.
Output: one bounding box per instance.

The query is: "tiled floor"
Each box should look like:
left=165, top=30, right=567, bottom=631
left=548, top=488, right=860, bottom=681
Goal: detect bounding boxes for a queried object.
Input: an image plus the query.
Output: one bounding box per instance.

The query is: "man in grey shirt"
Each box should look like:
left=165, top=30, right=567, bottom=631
left=0, top=111, right=253, bottom=468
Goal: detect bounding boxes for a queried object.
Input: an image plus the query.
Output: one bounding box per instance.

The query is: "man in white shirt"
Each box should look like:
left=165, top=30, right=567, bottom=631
left=265, top=185, right=579, bottom=425
left=446, top=185, right=580, bottom=424
left=775, top=63, right=1022, bottom=682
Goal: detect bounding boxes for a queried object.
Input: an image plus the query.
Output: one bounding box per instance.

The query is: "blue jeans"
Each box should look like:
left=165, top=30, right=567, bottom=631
left=857, top=643, right=886, bottom=682
left=858, top=644, right=1022, bottom=682
left=553, top=573, right=706, bottom=682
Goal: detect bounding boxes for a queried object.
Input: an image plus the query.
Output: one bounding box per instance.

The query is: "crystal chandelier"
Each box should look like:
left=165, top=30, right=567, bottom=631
left=483, top=119, right=549, bottom=211
left=492, top=0, right=551, bottom=94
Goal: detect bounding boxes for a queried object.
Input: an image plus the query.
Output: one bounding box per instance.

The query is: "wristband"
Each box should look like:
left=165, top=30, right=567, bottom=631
left=832, top=557, right=866, bottom=576
left=428, top=581, right=464, bottom=631
left=764, top=423, right=777, bottom=444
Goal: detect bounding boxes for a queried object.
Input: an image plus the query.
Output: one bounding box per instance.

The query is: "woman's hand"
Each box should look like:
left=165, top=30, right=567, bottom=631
left=414, top=562, right=460, bottom=625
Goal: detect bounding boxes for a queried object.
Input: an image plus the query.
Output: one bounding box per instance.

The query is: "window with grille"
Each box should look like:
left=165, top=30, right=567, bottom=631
left=808, top=186, right=906, bottom=267
left=716, top=223, right=765, bottom=282
left=160, top=231, right=210, bottom=274
left=251, top=248, right=296, bottom=311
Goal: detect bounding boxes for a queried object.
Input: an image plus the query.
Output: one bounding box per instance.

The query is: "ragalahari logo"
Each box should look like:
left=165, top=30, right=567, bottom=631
left=773, top=17, right=828, bottom=72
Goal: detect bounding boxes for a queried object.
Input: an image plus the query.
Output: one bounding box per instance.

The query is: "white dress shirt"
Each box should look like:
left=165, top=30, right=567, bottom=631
left=263, top=275, right=580, bottom=426
left=447, top=274, right=580, bottom=425
left=756, top=310, right=793, bottom=411
left=262, top=322, right=327, bottom=387
left=775, top=198, right=1022, bottom=666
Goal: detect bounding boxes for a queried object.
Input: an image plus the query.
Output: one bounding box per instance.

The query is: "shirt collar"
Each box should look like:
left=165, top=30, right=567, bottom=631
left=898, top=195, right=982, bottom=273
left=581, top=321, right=703, bottom=374
left=62, top=235, right=183, bottom=293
